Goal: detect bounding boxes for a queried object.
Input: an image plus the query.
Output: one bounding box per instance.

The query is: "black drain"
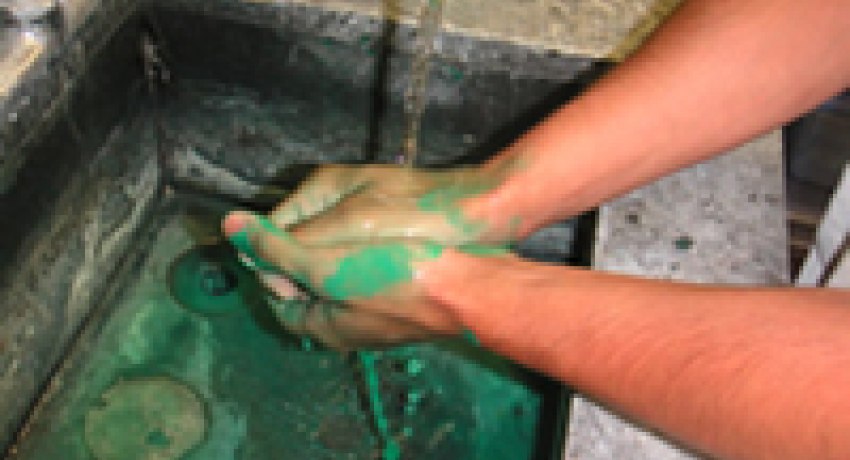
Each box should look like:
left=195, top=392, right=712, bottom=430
left=197, top=260, right=238, bottom=296
left=167, top=243, right=251, bottom=315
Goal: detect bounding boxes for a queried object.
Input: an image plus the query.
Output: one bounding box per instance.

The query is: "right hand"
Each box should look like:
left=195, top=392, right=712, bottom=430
left=267, top=161, right=528, bottom=248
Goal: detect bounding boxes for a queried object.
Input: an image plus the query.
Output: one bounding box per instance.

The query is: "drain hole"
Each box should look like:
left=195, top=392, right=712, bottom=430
left=168, top=243, right=251, bottom=315
left=198, top=261, right=238, bottom=296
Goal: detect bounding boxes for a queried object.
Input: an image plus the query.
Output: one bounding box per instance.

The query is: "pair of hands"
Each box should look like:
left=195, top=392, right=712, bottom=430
left=222, top=163, right=519, bottom=349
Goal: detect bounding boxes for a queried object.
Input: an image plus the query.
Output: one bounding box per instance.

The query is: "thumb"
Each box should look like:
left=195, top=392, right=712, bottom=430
left=223, top=211, right=312, bottom=288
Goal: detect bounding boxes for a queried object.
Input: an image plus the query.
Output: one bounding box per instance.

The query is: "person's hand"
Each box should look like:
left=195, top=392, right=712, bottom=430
left=223, top=210, right=508, bottom=349
left=268, top=161, right=526, bottom=247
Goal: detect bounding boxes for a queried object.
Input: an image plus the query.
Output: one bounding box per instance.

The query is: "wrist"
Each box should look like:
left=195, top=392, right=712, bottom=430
left=462, top=159, right=542, bottom=244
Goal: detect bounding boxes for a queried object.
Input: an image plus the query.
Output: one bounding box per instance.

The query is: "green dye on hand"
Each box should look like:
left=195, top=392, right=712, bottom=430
left=321, top=241, right=507, bottom=301
left=230, top=228, right=278, bottom=272
left=228, top=214, right=310, bottom=286
left=417, top=183, right=494, bottom=238
left=323, top=244, right=443, bottom=301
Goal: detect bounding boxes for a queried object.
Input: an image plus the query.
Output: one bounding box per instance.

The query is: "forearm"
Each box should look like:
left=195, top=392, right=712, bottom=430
left=470, top=0, right=850, bottom=237
left=422, top=252, right=850, bottom=460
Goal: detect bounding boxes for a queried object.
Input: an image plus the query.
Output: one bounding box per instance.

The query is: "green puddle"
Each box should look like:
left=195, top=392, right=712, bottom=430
left=11, top=211, right=553, bottom=460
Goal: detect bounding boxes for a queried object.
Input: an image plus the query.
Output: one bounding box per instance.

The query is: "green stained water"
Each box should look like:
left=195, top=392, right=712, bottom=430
left=11, top=209, right=547, bottom=460
left=9, top=79, right=565, bottom=460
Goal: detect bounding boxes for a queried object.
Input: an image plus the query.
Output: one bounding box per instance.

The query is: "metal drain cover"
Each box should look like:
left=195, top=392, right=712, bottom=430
left=84, top=377, right=207, bottom=460
left=168, top=243, right=253, bottom=315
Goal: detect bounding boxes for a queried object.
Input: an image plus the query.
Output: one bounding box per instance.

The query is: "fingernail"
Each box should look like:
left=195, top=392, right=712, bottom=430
left=226, top=214, right=279, bottom=272
left=257, top=271, right=304, bottom=299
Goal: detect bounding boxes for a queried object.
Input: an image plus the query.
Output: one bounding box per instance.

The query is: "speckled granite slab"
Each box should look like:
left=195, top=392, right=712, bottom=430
left=567, top=130, right=788, bottom=460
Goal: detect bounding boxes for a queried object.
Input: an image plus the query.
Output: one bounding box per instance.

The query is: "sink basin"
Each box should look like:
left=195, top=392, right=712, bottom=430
left=0, top=2, right=600, bottom=459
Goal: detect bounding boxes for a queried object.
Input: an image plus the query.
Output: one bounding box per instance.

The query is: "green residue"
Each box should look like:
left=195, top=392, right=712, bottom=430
left=323, top=244, right=443, bottom=301
left=406, top=359, right=423, bottom=376
left=674, top=236, right=694, bottom=251
left=417, top=183, right=495, bottom=237
left=228, top=215, right=310, bottom=286
left=446, top=64, right=463, bottom=81
left=359, top=351, right=400, bottom=460
left=230, top=228, right=277, bottom=272
left=301, top=337, right=313, bottom=351
left=146, top=429, right=171, bottom=448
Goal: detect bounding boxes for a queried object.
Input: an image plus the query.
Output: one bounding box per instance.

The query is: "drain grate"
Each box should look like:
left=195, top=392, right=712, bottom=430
left=167, top=243, right=255, bottom=315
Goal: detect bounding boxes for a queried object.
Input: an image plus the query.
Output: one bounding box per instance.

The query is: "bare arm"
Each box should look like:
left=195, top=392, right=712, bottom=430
left=470, top=0, right=850, bottom=237
left=268, top=1, right=850, bottom=247
left=231, top=3, right=850, bottom=456
left=422, top=252, right=850, bottom=460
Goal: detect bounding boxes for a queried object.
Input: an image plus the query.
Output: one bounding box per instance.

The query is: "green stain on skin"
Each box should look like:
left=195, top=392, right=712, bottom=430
left=323, top=244, right=443, bottom=301
left=417, top=183, right=495, bottom=237
left=230, top=228, right=278, bottom=272
left=228, top=214, right=312, bottom=290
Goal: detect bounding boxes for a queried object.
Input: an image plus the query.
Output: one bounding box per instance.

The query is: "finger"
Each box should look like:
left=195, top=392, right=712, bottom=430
left=264, top=295, right=310, bottom=336
left=290, top=203, right=463, bottom=246
left=304, top=303, right=437, bottom=350
left=256, top=271, right=307, bottom=300
left=330, top=308, right=439, bottom=347
left=224, top=211, right=313, bottom=285
left=270, top=165, right=366, bottom=228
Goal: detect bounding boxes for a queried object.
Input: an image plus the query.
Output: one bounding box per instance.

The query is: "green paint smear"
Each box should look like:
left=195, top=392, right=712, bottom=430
left=323, top=242, right=508, bottom=301
left=228, top=215, right=311, bottom=287
left=417, top=183, right=495, bottom=237
left=323, top=244, right=442, bottom=301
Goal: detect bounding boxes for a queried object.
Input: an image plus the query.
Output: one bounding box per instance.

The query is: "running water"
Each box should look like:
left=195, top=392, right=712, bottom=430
left=399, top=0, right=444, bottom=168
